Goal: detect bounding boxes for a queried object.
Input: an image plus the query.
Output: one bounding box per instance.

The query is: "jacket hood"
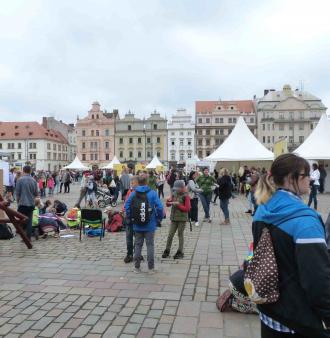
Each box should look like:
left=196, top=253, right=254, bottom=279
left=135, top=185, right=151, bottom=193
left=254, top=189, right=319, bottom=226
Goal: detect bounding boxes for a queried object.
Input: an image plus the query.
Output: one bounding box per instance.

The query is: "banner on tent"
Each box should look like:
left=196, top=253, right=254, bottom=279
left=274, top=138, right=288, bottom=157
left=113, top=164, right=127, bottom=175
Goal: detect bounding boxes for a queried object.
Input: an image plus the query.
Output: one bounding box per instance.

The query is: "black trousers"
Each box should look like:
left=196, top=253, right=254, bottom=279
left=189, top=198, right=198, bottom=222
left=17, top=205, right=35, bottom=240
left=64, top=182, right=70, bottom=193
left=261, top=322, right=306, bottom=338
left=158, top=184, right=164, bottom=198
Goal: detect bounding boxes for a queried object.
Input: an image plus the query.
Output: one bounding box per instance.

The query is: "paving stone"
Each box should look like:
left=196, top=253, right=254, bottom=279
left=39, top=323, right=64, bottom=337
left=112, top=315, right=129, bottom=326
left=156, top=323, right=171, bottom=335
left=130, top=314, right=146, bottom=324
left=90, top=320, right=110, bottom=334
left=142, top=318, right=158, bottom=329
left=53, top=328, right=73, bottom=338
left=177, top=301, right=200, bottom=317
left=199, top=312, right=223, bottom=328
left=32, top=316, right=54, bottom=330
left=71, top=324, right=91, bottom=337
left=0, top=323, right=15, bottom=335
left=172, top=316, right=198, bottom=335
left=103, top=325, right=123, bottom=337
left=137, top=327, right=154, bottom=338
left=11, top=320, right=35, bottom=334
left=123, top=323, right=142, bottom=334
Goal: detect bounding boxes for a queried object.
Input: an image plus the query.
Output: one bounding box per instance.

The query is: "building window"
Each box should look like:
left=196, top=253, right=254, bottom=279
left=220, top=129, right=224, bottom=135
left=120, top=151, right=123, bottom=158
left=129, top=138, right=133, bottom=144
left=157, top=137, right=160, bottom=143
left=206, top=129, right=210, bottom=135
left=299, top=136, right=304, bottom=143
left=29, top=153, right=36, bottom=160
left=250, top=117, right=254, bottom=123
left=279, top=124, right=284, bottom=131
left=233, top=118, right=237, bottom=123
left=105, top=141, right=109, bottom=149
left=105, top=129, right=109, bottom=136
left=119, top=138, right=123, bottom=144
left=267, top=136, right=271, bottom=143
left=198, top=129, right=202, bottom=135
left=171, top=139, right=175, bottom=146
left=90, top=154, right=93, bottom=161
left=171, top=132, right=175, bottom=136
left=219, top=118, right=223, bottom=123
left=153, top=124, right=157, bottom=130
left=187, top=139, right=192, bottom=146
left=299, top=123, right=304, bottom=130
left=215, top=118, right=219, bottom=123
left=187, top=152, right=192, bottom=159
left=138, top=137, right=141, bottom=144
left=92, top=114, right=94, bottom=119
left=0, top=143, right=3, bottom=149
left=263, top=136, right=266, bottom=143
left=279, top=112, right=284, bottom=120
left=289, top=136, right=294, bottom=144
left=29, top=143, right=36, bottom=149
left=53, top=144, right=56, bottom=151
left=47, top=152, right=51, bottom=160
left=289, top=112, right=294, bottom=120
left=180, top=139, right=183, bottom=146
left=129, top=151, right=133, bottom=158
left=157, top=151, right=160, bottom=157
left=310, top=123, right=313, bottom=130
left=96, top=130, right=99, bottom=136
left=94, top=154, right=98, bottom=161
left=82, top=142, right=85, bottom=149
left=18, top=153, right=21, bottom=160
left=206, top=118, right=210, bottom=123
left=198, top=139, right=203, bottom=146
left=105, top=154, right=109, bottom=160
left=180, top=132, right=184, bottom=136
left=215, top=138, right=220, bottom=145
left=180, top=152, right=184, bottom=161
left=82, top=130, right=86, bottom=136
left=58, top=145, right=61, bottom=151
left=82, top=154, right=86, bottom=161
left=262, top=124, right=265, bottom=131
left=198, top=118, right=202, bottom=123
left=215, top=130, right=219, bottom=135
left=171, top=152, right=175, bottom=161
left=198, top=150, right=202, bottom=158
left=138, top=151, right=142, bottom=158
left=289, top=123, right=293, bottom=131
left=47, top=143, right=51, bottom=150
left=91, top=130, right=94, bottom=136
left=147, top=137, right=151, bottom=143
left=206, top=151, right=210, bottom=156
left=147, top=151, right=151, bottom=158
left=128, top=125, right=131, bottom=131
left=187, top=131, right=191, bottom=136
left=299, top=111, right=304, bottom=119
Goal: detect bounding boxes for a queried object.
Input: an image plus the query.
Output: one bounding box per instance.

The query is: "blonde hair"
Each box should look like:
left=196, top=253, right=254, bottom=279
left=255, top=175, right=275, bottom=205
left=220, top=168, right=229, bottom=176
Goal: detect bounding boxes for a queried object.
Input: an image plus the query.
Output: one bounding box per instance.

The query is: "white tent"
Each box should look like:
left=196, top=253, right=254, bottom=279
left=193, top=154, right=200, bottom=161
left=294, top=114, right=330, bottom=160
left=63, top=156, right=89, bottom=170
left=205, top=117, right=274, bottom=162
left=101, top=155, right=121, bottom=169
left=146, top=155, right=163, bottom=169
left=0, top=160, right=9, bottom=185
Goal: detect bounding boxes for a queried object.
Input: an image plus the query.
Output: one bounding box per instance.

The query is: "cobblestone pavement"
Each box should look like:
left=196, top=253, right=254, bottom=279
left=1, top=183, right=329, bottom=337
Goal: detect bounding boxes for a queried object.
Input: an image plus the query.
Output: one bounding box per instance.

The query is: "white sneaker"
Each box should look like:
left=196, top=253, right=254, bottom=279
left=208, top=218, right=212, bottom=223
left=148, top=269, right=157, bottom=275
left=195, top=222, right=199, bottom=227
left=133, top=267, right=141, bottom=274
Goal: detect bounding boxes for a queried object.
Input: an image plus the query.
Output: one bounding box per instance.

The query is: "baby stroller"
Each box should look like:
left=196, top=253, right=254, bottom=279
left=96, top=187, right=117, bottom=208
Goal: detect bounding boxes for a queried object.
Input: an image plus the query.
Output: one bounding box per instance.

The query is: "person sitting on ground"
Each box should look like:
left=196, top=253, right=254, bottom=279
left=53, top=200, right=68, bottom=216
left=162, top=180, right=191, bottom=260
left=32, top=198, right=43, bottom=239
left=40, top=199, right=52, bottom=214
left=124, top=175, right=164, bottom=273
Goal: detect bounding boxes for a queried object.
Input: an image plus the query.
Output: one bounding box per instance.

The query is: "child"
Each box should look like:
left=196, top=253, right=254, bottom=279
left=125, top=175, right=164, bottom=273
left=86, top=175, right=98, bottom=208
left=47, top=176, right=55, bottom=195
left=40, top=199, right=52, bottom=214
left=38, top=177, right=45, bottom=197
left=162, top=180, right=191, bottom=259
left=32, top=198, right=43, bottom=239
left=123, top=176, right=139, bottom=263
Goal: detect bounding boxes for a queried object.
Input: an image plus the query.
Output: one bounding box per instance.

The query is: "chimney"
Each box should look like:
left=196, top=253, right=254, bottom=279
left=264, top=89, right=269, bottom=96
left=42, top=117, right=47, bottom=128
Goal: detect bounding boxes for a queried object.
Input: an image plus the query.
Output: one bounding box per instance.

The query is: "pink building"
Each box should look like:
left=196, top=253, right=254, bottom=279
left=76, top=102, right=118, bottom=165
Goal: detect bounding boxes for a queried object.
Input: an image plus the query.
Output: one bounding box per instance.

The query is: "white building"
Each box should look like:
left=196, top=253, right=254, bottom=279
left=167, top=109, right=195, bottom=163
left=0, top=122, right=69, bottom=171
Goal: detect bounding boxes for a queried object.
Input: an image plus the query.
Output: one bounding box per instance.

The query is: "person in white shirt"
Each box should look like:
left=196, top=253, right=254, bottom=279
left=308, top=163, right=320, bottom=210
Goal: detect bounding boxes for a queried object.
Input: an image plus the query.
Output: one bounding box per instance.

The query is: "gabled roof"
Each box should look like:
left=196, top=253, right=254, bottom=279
left=205, top=117, right=274, bottom=162
left=195, top=100, right=255, bottom=113
left=294, top=114, right=330, bottom=160
left=0, top=122, right=68, bottom=143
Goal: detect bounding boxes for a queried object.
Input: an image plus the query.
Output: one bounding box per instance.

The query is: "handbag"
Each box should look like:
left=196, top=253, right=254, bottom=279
left=244, top=227, right=279, bottom=304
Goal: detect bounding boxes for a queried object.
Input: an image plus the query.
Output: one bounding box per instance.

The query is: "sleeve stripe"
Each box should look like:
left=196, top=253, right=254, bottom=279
left=296, top=238, right=326, bottom=244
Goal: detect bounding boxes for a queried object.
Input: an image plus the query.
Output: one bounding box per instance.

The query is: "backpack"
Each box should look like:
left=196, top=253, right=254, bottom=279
left=130, top=191, right=152, bottom=226
left=106, top=212, right=123, bottom=232
left=0, top=224, right=14, bottom=240
left=244, top=227, right=279, bottom=304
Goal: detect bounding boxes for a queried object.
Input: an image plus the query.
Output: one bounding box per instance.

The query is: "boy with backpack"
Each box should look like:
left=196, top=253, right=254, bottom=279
left=162, top=180, right=191, bottom=259
left=125, top=175, right=164, bottom=273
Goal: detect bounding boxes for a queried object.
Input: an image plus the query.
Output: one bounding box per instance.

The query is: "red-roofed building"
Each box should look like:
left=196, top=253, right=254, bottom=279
left=195, top=100, right=256, bottom=159
left=0, top=121, right=69, bottom=171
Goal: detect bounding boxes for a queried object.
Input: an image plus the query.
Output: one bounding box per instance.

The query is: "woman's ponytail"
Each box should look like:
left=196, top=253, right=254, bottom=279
left=255, top=173, right=275, bottom=205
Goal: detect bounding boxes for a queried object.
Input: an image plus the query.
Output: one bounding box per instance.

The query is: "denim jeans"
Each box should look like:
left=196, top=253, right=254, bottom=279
left=199, top=193, right=212, bottom=219
left=17, top=205, right=35, bottom=240
left=220, top=198, right=229, bottom=220
left=126, top=220, right=134, bottom=256
left=308, top=185, right=318, bottom=209
left=134, top=231, right=154, bottom=270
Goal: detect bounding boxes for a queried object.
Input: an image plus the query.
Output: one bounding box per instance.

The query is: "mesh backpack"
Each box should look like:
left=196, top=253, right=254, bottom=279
left=130, top=190, right=153, bottom=226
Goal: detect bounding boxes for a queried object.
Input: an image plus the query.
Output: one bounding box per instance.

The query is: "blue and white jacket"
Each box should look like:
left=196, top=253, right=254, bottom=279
left=253, top=189, right=330, bottom=338
left=124, top=185, right=164, bottom=233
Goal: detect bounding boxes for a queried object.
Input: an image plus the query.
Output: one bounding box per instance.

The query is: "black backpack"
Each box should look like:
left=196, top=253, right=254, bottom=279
left=0, top=224, right=14, bottom=240
left=130, top=191, right=153, bottom=226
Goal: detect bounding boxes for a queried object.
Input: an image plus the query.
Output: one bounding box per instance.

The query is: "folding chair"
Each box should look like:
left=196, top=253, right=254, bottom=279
left=79, top=208, right=105, bottom=241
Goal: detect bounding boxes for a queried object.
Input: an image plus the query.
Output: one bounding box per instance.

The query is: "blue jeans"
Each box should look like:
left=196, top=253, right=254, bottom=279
left=17, top=205, right=34, bottom=240
left=134, top=231, right=154, bottom=270
left=220, top=198, right=229, bottom=220
left=199, top=193, right=212, bottom=219
left=126, top=220, right=134, bottom=256
left=308, top=185, right=318, bottom=209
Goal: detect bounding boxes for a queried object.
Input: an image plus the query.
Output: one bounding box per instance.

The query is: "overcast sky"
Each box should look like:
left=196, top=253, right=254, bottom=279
left=1, top=0, right=330, bottom=123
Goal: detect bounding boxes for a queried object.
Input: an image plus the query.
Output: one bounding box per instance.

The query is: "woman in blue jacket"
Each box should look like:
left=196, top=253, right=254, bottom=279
left=253, top=153, right=330, bottom=338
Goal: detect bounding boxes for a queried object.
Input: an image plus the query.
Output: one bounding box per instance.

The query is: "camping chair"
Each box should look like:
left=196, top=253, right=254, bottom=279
left=79, top=208, right=105, bottom=241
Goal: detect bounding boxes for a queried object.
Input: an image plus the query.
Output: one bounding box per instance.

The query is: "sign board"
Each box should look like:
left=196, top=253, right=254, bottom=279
left=135, top=163, right=146, bottom=173
left=113, top=164, right=127, bottom=176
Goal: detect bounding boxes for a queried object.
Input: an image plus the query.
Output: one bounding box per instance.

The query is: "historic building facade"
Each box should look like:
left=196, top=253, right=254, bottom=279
left=0, top=122, right=68, bottom=171
left=42, top=117, right=77, bottom=162
left=256, top=85, right=327, bottom=151
left=167, top=109, right=195, bottom=163
left=195, top=100, right=256, bottom=159
left=115, top=111, right=167, bottom=163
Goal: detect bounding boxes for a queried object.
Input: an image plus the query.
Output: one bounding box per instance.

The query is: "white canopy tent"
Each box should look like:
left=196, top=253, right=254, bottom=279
left=102, top=155, right=121, bottom=169
left=0, top=160, right=9, bottom=185
left=294, top=114, right=330, bottom=192
left=205, top=117, right=274, bottom=162
left=63, top=156, right=89, bottom=170
left=146, top=155, right=163, bottom=169
left=294, top=114, right=330, bottom=160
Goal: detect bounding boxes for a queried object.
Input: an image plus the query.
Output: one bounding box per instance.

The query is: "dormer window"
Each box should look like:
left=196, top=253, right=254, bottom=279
left=92, top=114, right=95, bottom=119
